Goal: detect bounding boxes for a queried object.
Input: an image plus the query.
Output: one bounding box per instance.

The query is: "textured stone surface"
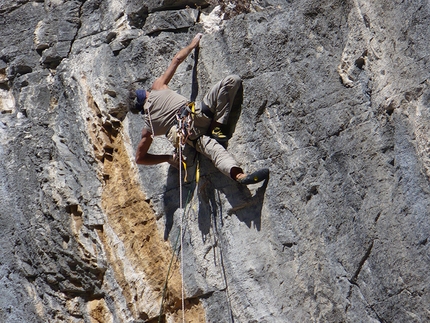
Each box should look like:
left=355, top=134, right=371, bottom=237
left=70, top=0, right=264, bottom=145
left=0, top=0, right=429, bottom=322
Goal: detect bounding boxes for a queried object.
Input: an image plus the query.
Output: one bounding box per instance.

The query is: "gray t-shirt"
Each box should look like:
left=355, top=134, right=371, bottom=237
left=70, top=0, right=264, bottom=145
left=143, top=89, right=188, bottom=136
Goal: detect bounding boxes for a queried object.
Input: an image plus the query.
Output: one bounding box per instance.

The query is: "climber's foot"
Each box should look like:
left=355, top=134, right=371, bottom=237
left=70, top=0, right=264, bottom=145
left=236, top=168, right=269, bottom=185
left=211, top=126, right=228, bottom=142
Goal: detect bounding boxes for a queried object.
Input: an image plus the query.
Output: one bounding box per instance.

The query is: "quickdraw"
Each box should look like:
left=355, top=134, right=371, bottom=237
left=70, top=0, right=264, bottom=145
left=177, top=101, right=195, bottom=146
left=170, top=101, right=195, bottom=182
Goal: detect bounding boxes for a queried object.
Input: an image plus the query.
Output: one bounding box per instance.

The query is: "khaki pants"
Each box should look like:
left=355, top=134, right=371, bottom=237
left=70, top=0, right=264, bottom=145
left=188, top=75, right=242, bottom=177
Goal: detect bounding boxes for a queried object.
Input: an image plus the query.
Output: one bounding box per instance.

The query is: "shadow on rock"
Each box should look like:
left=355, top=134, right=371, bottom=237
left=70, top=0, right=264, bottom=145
left=197, top=157, right=269, bottom=236
left=162, top=145, right=198, bottom=240
left=162, top=154, right=269, bottom=240
left=226, top=175, right=269, bottom=231
left=162, top=84, right=263, bottom=239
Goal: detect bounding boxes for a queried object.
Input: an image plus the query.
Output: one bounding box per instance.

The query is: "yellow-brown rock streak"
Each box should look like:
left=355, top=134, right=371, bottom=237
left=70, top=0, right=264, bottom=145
left=85, top=87, right=205, bottom=322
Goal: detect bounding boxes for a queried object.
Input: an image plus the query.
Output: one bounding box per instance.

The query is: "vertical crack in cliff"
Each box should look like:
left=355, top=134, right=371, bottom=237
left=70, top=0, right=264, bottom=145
left=67, top=0, right=85, bottom=58
left=345, top=240, right=384, bottom=321
left=349, top=240, right=373, bottom=286
left=83, top=84, right=205, bottom=321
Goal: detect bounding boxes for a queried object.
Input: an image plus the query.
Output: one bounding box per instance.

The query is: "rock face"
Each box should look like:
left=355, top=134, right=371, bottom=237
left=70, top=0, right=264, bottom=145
left=0, top=0, right=429, bottom=322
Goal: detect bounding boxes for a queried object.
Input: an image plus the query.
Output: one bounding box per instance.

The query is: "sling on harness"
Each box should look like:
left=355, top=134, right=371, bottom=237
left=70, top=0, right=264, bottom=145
left=165, top=102, right=196, bottom=181
left=166, top=102, right=195, bottom=148
left=178, top=101, right=195, bottom=146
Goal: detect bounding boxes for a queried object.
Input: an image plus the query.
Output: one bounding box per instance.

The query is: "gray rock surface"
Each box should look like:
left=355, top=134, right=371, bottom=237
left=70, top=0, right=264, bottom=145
left=0, top=0, right=429, bottom=322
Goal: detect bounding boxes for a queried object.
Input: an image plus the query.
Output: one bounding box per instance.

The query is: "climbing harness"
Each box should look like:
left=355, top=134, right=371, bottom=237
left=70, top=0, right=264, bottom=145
left=165, top=101, right=196, bottom=182
left=165, top=102, right=195, bottom=148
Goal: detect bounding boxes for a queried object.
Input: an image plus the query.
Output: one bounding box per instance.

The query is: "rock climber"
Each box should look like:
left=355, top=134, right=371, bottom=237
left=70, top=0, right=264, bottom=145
left=134, top=33, right=269, bottom=185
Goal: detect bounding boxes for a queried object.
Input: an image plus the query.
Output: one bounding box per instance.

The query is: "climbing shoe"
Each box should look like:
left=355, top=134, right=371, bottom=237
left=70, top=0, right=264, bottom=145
left=237, top=168, right=270, bottom=185
left=211, top=127, right=228, bottom=142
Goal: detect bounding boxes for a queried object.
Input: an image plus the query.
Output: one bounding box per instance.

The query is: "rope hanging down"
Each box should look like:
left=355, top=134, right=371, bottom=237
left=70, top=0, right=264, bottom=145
left=157, top=190, right=193, bottom=323
left=179, top=43, right=200, bottom=323
left=157, top=40, right=200, bottom=323
left=178, top=118, right=186, bottom=323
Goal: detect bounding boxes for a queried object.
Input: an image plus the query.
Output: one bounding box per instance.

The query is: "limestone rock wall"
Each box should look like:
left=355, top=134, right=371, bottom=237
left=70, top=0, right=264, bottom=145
left=0, top=0, right=429, bottom=322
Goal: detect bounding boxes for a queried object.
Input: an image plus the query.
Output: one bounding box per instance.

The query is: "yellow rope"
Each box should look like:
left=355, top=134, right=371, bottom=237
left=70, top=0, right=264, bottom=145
left=195, top=158, right=200, bottom=183
left=182, top=161, right=187, bottom=182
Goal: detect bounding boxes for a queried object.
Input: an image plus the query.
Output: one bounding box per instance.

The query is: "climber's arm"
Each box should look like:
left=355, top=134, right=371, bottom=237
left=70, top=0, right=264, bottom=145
left=135, top=129, right=177, bottom=166
left=135, top=129, right=169, bottom=165
left=152, top=33, right=202, bottom=91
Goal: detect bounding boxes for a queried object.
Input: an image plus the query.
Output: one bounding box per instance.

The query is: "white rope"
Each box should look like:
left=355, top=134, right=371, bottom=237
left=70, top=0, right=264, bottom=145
left=145, top=101, right=156, bottom=139
left=178, top=119, right=186, bottom=323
